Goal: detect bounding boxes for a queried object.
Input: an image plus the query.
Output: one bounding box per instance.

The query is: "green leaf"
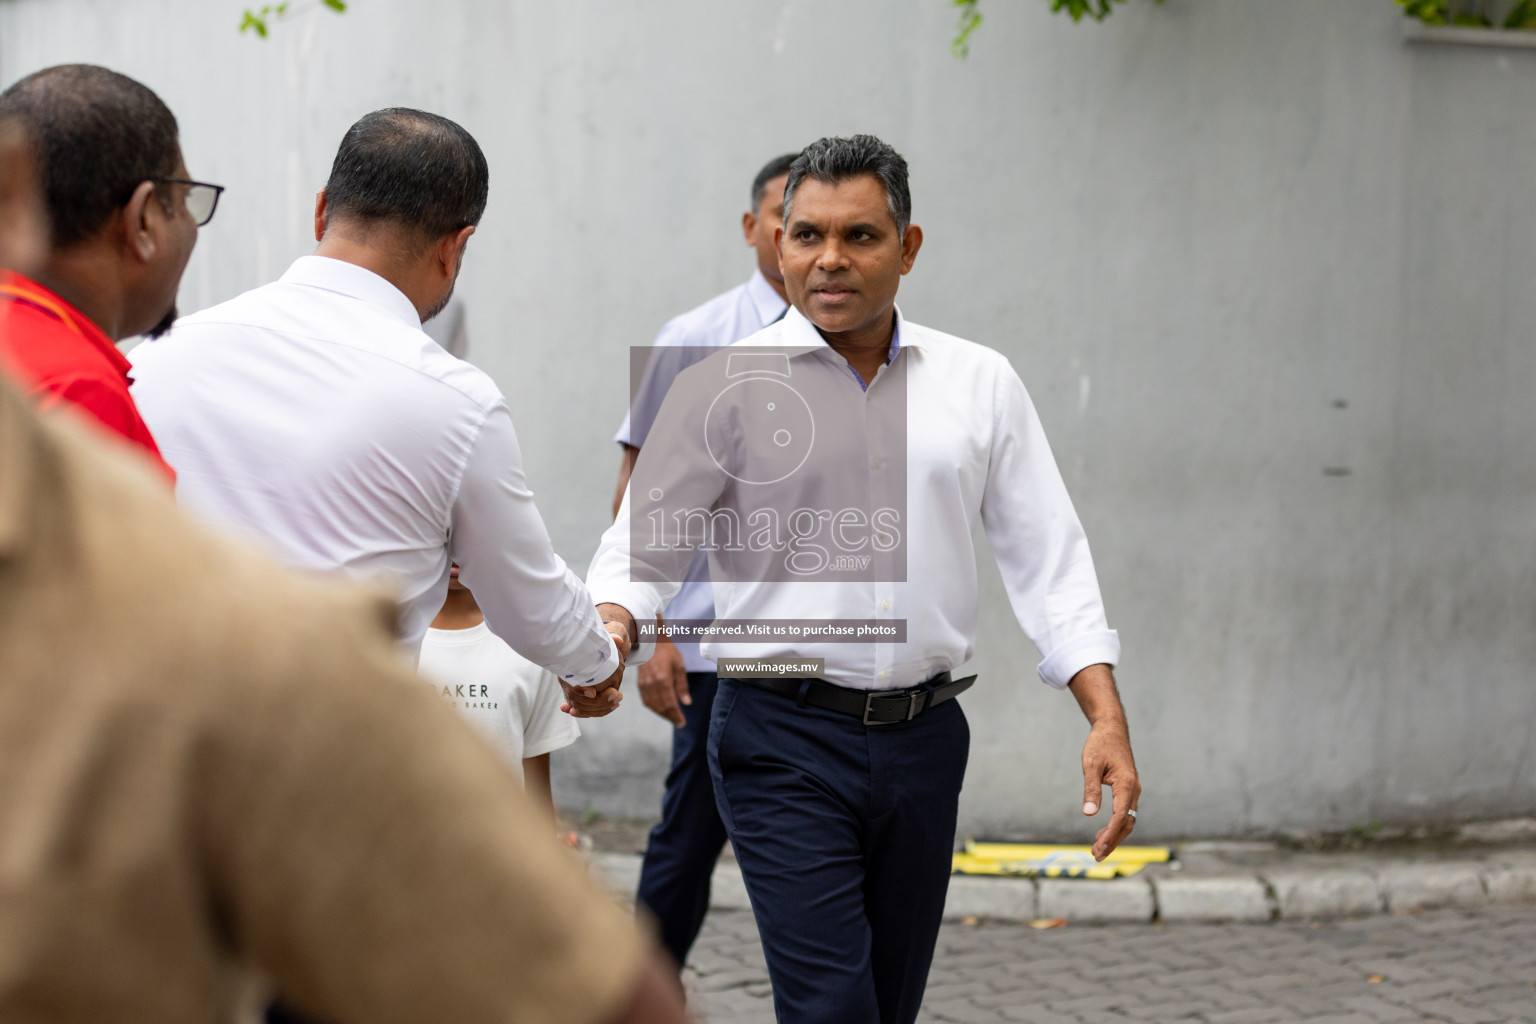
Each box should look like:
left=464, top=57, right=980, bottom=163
left=239, top=9, right=269, bottom=37
left=1506, top=0, right=1536, bottom=29
left=1051, top=0, right=1095, bottom=20
left=951, top=0, right=983, bottom=57
left=951, top=0, right=1163, bottom=52
left=1398, top=0, right=1491, bottom=26
left=242, top=0, right=348, bottom=39
left=1046, top=0, right=1160, bottom=23
left=1397, top=0, right=1448, bottom=24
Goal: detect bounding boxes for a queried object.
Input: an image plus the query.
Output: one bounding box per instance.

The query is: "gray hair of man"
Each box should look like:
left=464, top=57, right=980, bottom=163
left=781, top=135, right=912, bottom=238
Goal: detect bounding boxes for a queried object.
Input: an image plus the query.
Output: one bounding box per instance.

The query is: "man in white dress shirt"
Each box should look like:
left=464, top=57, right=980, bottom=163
left=612, top=152, right=796, bottom=974
left=131, top=108, right=630, bottom=696
left=585, top=136, right=1141, bottom=1023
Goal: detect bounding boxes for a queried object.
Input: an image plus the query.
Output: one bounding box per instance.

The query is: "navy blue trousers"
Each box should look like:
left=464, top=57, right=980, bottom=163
left=636, top=672, right=729, bottom=967
left=708, top=678, right=969, bottom=1024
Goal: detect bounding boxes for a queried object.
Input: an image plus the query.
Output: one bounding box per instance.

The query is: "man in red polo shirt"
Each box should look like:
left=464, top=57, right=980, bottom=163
left=0, top=65, right=222, bottom=479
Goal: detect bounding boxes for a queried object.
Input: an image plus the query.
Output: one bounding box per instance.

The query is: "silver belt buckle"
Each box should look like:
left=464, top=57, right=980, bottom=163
left=862, top=688, right=923, bottom=726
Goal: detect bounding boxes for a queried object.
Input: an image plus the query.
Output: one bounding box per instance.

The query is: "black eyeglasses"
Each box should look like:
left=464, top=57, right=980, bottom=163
left=153, top=178, right=226, bottom=227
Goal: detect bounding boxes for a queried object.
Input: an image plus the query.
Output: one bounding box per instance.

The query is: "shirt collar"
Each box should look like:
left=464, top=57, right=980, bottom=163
left=777, top=302, right=916, bottom=360
left=280, top=256, right=424, bottom=330
left=745, top=268, right=789, bottom=327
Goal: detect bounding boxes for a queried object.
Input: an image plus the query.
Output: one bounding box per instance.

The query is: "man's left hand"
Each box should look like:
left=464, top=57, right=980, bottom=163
left=1066, top=663, right=1141, bottom=862
left=1081, top=720, right=1140, bottom=861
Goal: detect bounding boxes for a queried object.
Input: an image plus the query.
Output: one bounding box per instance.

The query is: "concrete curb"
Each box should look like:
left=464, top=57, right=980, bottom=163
left=1262, top=866, right=1382, bottom=918
left=1152, top=873, right=1275, bottom=923
left=589, top=849, right=1536, bottom=926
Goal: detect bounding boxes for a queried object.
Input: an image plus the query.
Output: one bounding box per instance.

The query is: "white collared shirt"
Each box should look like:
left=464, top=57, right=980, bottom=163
left=613, top=269, right=788, bottom=672
left=587, top=304, right=1119, bottom=692
left=130, top=256, right=620, bottom=683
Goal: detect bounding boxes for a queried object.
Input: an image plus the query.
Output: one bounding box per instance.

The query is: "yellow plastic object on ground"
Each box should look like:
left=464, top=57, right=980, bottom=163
left=951, top=839, right=1171, bottom=879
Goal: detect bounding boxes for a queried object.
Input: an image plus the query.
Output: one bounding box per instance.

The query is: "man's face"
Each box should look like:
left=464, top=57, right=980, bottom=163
left=777, top=174, right=920, bottom=340
left=743, top=173, right=789, bottom=285
left=134, top=152, right=200, bottom=339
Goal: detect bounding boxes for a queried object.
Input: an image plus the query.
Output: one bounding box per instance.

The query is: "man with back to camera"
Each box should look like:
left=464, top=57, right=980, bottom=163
left=584, top=136, right=1142, bottom=1023
left=611, top=151, right=797, bottom=973
left=131, top=108, right=633, bottom=700
left=3, top=111, right=679, bottom=1022
left=0, top=65, right=223, bottom=481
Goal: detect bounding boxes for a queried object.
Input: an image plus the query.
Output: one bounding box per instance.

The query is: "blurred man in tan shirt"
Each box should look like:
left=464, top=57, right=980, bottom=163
left=0, top=357, right=683, bottom=1019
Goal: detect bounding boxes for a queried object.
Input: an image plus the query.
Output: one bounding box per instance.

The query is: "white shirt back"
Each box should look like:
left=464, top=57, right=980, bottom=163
left=131, top=257, right=619, bottom=684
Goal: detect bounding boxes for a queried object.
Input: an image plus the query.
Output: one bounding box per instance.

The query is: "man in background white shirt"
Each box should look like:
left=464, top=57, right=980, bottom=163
left=132, top=108, right=631, bottom=697
left=586, top=136, right=1142, bottom=1024
left=611, top=151, right=796, bottom=973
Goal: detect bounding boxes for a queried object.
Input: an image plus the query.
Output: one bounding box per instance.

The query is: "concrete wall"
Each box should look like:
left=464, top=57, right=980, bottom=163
left=4, top=0, right=1533, bottom=839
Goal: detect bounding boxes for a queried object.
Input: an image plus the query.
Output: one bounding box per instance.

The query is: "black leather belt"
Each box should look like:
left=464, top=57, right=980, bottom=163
left=735, top=672, right=976, bottom=726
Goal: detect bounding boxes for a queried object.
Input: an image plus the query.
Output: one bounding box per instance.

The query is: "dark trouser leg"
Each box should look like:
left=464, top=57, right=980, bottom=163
left=636, top=672, right=729, bottom=966
left=710, top=680, right=970, bottom=1024
left=708, top=680, right=880, bottom=1023
left=864, top=698, right=970, bottom=1024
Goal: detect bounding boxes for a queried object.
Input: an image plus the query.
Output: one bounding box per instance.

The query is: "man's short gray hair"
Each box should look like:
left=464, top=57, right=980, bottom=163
left=782, top=135, right=911, bottom=237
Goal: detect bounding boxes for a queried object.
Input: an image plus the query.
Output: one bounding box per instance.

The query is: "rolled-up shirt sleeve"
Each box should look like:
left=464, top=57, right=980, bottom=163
left=450, top=404, right=620, bottom=685
left=980, top=363, right=1120, bottom=689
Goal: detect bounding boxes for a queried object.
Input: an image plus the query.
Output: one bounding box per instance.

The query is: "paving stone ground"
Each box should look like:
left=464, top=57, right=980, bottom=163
left=683, top=904, right=1536, bottom=1024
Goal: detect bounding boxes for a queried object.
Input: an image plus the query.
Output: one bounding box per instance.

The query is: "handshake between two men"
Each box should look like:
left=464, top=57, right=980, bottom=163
left=559, top=603, right=640, bottom=717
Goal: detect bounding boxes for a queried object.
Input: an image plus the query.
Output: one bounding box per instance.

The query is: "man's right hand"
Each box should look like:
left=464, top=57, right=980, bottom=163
left=560, top=677, right=623, bottom=717
left=558, top=607, right=634, bottom=718
left=638, top=627, right=691, bottom=728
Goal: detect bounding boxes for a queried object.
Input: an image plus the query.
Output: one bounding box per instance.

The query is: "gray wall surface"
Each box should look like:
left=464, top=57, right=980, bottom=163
left=3, top=0, right=1532, bottom=840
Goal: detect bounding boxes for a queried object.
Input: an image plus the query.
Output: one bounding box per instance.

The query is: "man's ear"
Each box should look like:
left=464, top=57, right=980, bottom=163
left=440, top=224, right=476, bottom=274
left=899, top=224, right=923, bottom=275
left=774, top=224, right=784, bottom=252
left=313, top=188, right=328, bottom=243
left=742, top=210, right=757, bottom=246
left=122, top=179, right=162, bottom=263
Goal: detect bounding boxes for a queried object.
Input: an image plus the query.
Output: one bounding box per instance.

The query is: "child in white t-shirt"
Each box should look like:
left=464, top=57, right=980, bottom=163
left=418, top=565, right=579, bottom=815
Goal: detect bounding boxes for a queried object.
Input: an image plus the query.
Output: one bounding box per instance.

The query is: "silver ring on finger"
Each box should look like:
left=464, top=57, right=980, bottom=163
left=1127, top=809, right=1138, bottom=820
